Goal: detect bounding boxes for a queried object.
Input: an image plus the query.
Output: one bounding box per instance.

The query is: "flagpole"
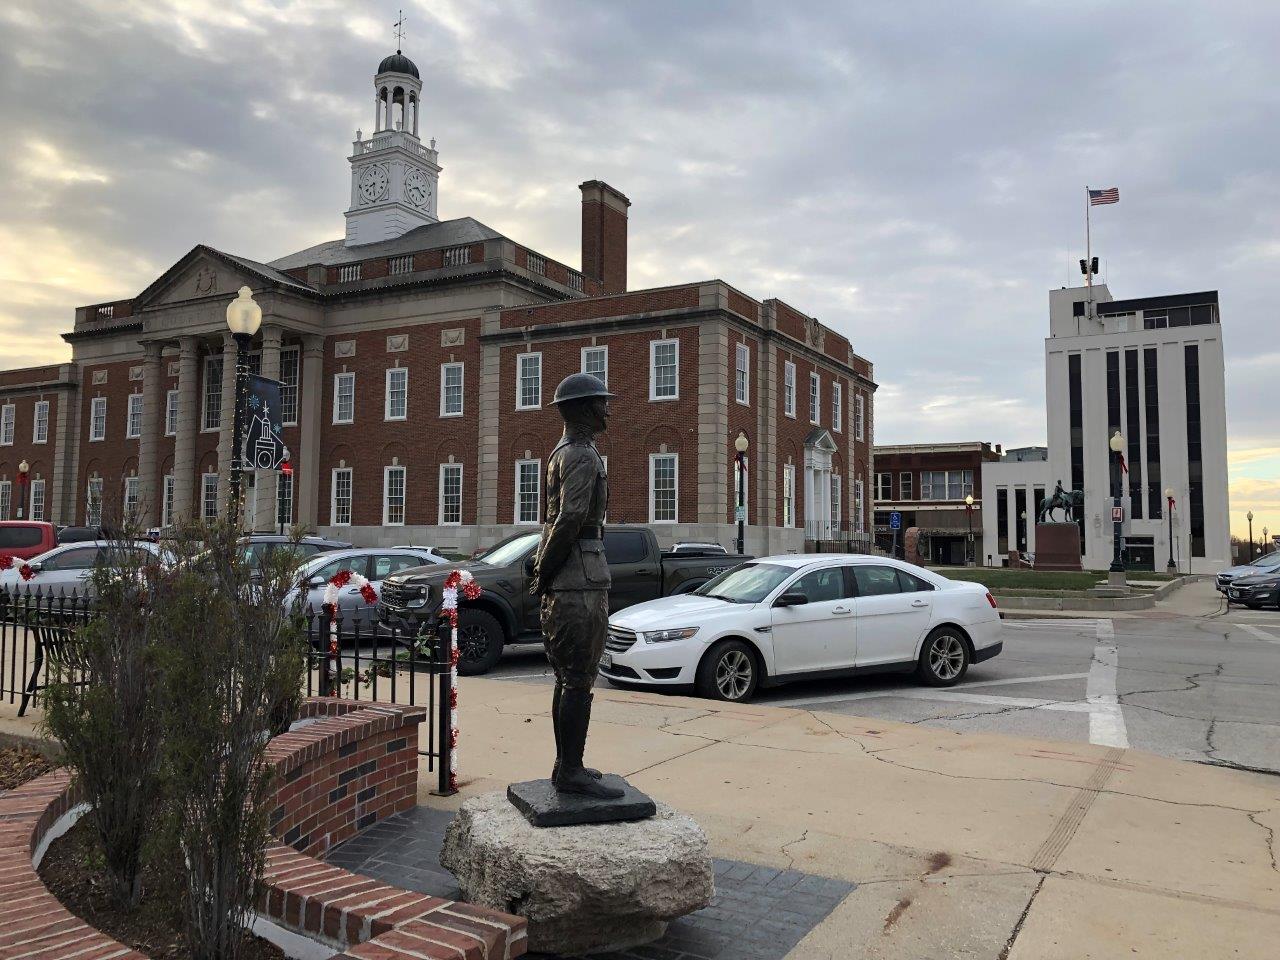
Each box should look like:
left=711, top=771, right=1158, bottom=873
left=1085, top=186, right=1093, bottom=319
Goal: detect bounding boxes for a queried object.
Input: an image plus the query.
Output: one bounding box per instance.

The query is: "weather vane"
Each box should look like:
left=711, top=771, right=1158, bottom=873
left=393, top=9, right=406, bottom=52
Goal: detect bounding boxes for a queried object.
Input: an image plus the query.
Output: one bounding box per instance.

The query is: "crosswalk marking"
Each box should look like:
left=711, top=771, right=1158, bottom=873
left=1236, top=624, right=1280, bottom=645
left=1087, top=619, right=1128, bottom=748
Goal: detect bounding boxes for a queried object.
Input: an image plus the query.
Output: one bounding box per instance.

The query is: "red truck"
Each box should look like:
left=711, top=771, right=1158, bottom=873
left=0, top=521, right=57, bottom=561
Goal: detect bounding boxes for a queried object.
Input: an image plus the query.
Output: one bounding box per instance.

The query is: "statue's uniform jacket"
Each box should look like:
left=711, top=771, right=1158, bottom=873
left=534, top=433, right=610, bottom=692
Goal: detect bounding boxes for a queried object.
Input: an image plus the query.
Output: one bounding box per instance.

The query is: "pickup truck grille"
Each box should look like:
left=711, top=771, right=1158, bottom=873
left=605, top=626, right=638, bottom=654
left=380, top=580, right=419, bottom=611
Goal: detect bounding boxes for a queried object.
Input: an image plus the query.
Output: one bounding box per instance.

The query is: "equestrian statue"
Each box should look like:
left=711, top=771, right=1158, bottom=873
left=1038, top=480, right=1084, bottom=524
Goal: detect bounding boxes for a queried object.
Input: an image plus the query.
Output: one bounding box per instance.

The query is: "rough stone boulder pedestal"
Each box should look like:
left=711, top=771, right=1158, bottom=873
left=441, top=791, right=714, bottom=956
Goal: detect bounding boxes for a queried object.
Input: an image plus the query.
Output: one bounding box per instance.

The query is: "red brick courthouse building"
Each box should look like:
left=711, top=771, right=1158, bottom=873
left=0, top=50, right=876, bottom=556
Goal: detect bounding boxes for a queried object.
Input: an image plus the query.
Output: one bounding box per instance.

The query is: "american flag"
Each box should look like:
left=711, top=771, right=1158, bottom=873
left=1089, top=187, right=1120, bottom=205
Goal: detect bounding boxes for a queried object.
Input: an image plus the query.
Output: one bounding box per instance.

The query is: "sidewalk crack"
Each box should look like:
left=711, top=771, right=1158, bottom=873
left=1248, top=812, right=1278, bottom=874
left=997, top=872, right=1047, bottom=960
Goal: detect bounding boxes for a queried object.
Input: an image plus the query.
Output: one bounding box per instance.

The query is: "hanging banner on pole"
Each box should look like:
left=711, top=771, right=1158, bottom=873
left=240, top=375, right=287, bottom=470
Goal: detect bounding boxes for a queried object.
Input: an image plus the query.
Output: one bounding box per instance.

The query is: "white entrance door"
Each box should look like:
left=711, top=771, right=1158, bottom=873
left=771, top=565, right=856, bottom=673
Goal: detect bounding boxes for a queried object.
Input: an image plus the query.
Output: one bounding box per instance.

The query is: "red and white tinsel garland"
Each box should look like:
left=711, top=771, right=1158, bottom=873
left=440, top=569, right=481, bottom=792
left=320, top=569, right=378, bottom=695
left=0, top=556, right=37, bottom=581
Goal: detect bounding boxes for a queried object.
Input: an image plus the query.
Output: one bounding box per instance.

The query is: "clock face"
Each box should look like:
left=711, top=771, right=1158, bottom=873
left=358, top=165, right=389, bottom=204
left=405, top=168, right=432, bottom=208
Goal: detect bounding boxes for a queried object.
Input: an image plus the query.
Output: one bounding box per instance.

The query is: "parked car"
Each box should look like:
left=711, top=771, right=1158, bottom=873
left=600, top=554, right=1003, bottom=703
left=0, top=521, right=58, bottom=561
left=378, top=526, right=751, bottom=674
left=238, top=534, right=352, bottom=570
left=0, top=540, right=171, bottom=597
left=1224, top=567, right=1280, bottom=610
left=1216, top=551, right=1280, bottom=594
left=56, top=525, right=106, bottom=544
left=670, top=541, right=729, bottom=555
left=288, top=547, right=446, bottom=625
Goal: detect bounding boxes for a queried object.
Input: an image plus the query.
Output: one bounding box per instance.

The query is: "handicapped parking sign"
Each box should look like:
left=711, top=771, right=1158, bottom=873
left=889, top=511, right=902, bottom=530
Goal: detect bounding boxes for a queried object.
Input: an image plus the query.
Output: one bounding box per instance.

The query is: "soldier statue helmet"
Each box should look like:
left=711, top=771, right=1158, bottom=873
left=530, top=373, right=622, bottom=799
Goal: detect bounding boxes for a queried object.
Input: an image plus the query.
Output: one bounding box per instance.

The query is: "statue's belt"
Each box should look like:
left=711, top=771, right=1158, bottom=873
left=577, top=525, right=604, bottom=541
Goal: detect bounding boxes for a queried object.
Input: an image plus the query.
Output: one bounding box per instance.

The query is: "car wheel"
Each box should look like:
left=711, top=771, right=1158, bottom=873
left=456, top=608, right=504, bottom=675
left=916, top=627, right=970, bottom=687
left=695, top=640, right=759, bottom=702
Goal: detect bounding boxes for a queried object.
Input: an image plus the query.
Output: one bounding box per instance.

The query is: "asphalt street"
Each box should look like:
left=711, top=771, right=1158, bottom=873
left=482, top=589, right=1280, bottom=776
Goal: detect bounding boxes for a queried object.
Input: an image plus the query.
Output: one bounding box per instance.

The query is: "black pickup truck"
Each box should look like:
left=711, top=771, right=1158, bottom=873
left=378, top=526, right=750, bottom=674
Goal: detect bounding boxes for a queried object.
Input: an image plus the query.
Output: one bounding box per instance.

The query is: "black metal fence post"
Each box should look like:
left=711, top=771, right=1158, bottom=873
left=433, top=616, right=456, bottom=796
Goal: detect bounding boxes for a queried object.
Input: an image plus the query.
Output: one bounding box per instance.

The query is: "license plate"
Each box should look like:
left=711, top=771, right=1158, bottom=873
left=1230, top=591, right=1241, bottom=599
left=599, top=652, right=613, bottom=670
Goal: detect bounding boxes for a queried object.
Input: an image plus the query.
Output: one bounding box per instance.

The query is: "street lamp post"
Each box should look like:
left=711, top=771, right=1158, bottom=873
left=734, top=431, right=748, bottom=555
left=1165, top=487, right=1176, bottom=573
left=1247, top=511, right=1255, bottom=561
left=225, top=287, right=262, bottom=526
left=15, top=460, right=29, bottom=520
left=1265, top=527, right=1271, bottom=558
left=964, top=494, right=974, bottom=566
left=1108, top=430, right=1126, bottom=585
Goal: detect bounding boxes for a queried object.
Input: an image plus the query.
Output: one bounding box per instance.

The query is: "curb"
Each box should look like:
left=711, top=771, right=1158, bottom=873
left=995, top=575, right=1195, bottom=612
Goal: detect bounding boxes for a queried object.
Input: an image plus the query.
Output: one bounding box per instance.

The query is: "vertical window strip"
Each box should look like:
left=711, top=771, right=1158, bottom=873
left=33, top=401, right=49, bottom=443
left=30, top=479, right=45, bottom=522
left=1068, top=353, right=1085, bottom=552
left=0, top=405, right=13, bottom=445
left=515, top=460, right=540, bottom=523
left=439, top=463, right=463, bottom=525
left=854, top=393, right=864, bottom=440
left=651, top=340, right=679, bottom=399
left=331, top=468, right=353, bottom=525
left=383, top=466, right=406, bottom=525
left=1143, top=348, right=1162, bottom=519
left=276, top=472, right=293, bottom=528
left=833, top=384, right=843, bottom=432
left=90, top=397, right=107, bottom=441
left=165, top=390, right=179, bottom=436
left=202, top=473, right=218, bottom=520
left=334, top=373, right=355, bottom=424
left=517, top=354, right=542, bottom=409
left=124, top=476, right=139, bottom=521
left=127, top=394, right=143, bottom=439
left=853, top=478, right=864, bottom=534
left=1124, top=349, right=1143, bottom=520
left=831, top=475, right=842, bottom=530
left=1185, top=345, right=1204, bottom=557
left=162, top=475, right=174, bottom=528
left=809, top=373, right=820, bottom=424
left=782, top=464, right=795, bottom=527
left=0, top=481, right=9, bottom=520
left=203, top=356, right=223, bottom=431
left=280, top=347, right=300, bottom=425
left=783, top=362, right=796, bottom=417
left=650, top=454, right=678, bottom=522
left=385, top=367, right=408, bottom=420
left=735, top=343, right=749, bottom=404
left=441, top=362, right=464, bottom=416
left=87, top=478, right=104, bottom=526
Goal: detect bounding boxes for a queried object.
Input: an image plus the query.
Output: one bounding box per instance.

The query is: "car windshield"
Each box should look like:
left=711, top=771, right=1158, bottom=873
left=474, top=533, right=541, bottom=567
left=1250, top=552, right=1280, bottom=568
left=693, top=562, right=793, bottom=603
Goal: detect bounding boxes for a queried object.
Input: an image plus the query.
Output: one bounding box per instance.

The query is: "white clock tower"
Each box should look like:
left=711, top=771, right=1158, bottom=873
left=344, top=50, right=442, bottom=246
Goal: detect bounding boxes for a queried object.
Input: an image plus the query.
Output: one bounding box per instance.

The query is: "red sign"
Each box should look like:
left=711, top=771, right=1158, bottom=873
left=1112, top=505, right=1124, bottom=523
left=280, top=459, right=293, bottom=477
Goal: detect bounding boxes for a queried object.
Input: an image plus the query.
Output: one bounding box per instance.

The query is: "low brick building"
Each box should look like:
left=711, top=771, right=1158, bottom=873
left=0, top=49, right=876, bottom=555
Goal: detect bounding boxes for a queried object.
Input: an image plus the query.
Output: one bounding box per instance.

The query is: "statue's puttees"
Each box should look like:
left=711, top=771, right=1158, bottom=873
left=530, top=373, right=623, bottom=800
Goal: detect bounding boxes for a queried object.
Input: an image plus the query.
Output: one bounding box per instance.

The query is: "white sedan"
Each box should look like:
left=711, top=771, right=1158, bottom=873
left=600, top=554, right=1002, bottom=702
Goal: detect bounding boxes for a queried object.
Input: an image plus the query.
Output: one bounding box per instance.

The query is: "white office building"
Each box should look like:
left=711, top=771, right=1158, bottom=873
left=1039, top=284, right=1229, bottom=573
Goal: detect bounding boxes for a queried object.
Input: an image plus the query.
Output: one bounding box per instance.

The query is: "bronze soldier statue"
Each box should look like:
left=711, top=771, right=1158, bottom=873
left=530, top=373, right=624, bottom=800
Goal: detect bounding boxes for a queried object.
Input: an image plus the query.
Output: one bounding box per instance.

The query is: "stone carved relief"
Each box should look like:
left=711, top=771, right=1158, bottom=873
left=441, top=328, right=465, bottom=347
left=193, top=265, right=217, bottom=296
left=804, top=315, right=826, bottom=351
left=334, top=340, right=356, bottom=358
left=129, top=366, right=143, bottom=381
left=168, top=362, right=180, bottom=377
left=92, top=370, right=108, bottom=385
left=386, top=334, right=409, bottom=353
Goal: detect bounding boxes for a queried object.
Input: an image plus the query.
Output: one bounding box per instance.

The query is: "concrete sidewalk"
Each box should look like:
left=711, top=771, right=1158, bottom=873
left=1001, top=576, right=1228, bottom=621
left=430, top=675, right=1280, bottom=959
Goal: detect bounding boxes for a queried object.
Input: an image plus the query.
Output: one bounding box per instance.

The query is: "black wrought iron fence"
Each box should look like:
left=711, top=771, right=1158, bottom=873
left=0, top=586, right=94, bottom=717
left=0, top=587, right=455, bottom=794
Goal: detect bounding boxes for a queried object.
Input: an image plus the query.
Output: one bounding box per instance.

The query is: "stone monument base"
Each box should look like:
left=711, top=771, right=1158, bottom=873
left=441, top=791, right=714, bottom=956
left=507, top=775, right=657, bottom=827
left=1033, top=523, right=1084, bottom=571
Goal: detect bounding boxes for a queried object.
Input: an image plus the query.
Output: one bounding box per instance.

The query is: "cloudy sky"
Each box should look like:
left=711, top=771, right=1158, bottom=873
left=1, top=0, right=1275, bottom=539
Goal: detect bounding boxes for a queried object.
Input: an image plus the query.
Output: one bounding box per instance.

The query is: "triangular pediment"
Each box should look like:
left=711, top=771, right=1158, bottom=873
left=804, top=427, right=839, bottom=453
left=133, top=245, right=315, bottom=310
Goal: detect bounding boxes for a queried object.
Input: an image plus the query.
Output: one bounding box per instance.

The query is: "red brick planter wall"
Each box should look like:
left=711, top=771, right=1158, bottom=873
left=0, top=698, right=526, bottom=960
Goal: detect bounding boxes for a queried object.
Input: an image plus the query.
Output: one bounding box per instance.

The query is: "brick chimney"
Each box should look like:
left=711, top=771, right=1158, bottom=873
left=579, top=180, right=630, bottom=295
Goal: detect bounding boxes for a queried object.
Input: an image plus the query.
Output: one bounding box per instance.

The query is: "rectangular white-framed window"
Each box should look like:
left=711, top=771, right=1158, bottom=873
left=203, top=356, right=223, bottom=431
left=90, top=397, right=107, bottom=441
left=581, top=345, right=608, bottom=386
left=333, top=372, right=355, bottom=424
left=439, top=463, right=463, bottom=525
left=87, top=477, right=104, bottom=526
left=29, top=478, right=46, bottom=522
left=383, top=465, right=406, bottom=525
left=875, top=472, right=892, bottom=500
left=854, top=478, right=865, bottom=534
left=516, top=353, right=542, bottom=410
left=515, top=459, right=540, bottom=524
left=782, top=464, right=795, bottom=527
left=809, top=372, right=820, bottom=424
left=164, top=390, right=179, bottom=436
left=161, top=474, right=174, bottom=527
left=783, top=361, right=796, bottom=418
left=649, top=453, right=678, bottom=523
left=440, top=362, right=464, bottom=417
left=831, top=475, right=842, bottom=531
left=32, top=401, right=49, bottom=444
left=0, top=481, right=10, bottom=520
left=126, top=393, right=143, bottom=439
left=855, top=393, right=865, bottom=441
left=832, top=383, right=843, bottom=432
left=330, top=467, right=353, bottom=526
left=124, top=476, right=140, bottom=521
left=900, top=472, right=913, bottom=499
left=734, top=343, right=750, bottom=405
left=385, top=367, right=408, bottom=421
left=201, top=473, right=218, bottom=521
left=276, top=472, right=294, bottom=528
left=280, top=347, right=300, bottom=425
left=0, top=404, right=13, bottom=445
left=650, top=339, right=679, bottom=401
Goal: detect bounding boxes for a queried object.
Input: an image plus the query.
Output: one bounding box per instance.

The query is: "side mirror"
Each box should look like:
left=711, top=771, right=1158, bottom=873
left=306, top=575, right=326, bottom=589
left=28, top=562, right=43, bottom=574
left=774, top=591, right=809, bottom=608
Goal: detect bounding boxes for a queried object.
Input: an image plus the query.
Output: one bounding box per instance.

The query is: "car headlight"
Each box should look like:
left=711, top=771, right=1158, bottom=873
left=405, top=585, right=431, bottom=608
left=642, top=627, right=698, bottom=644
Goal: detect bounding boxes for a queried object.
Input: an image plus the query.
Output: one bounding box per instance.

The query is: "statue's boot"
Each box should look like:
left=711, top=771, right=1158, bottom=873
left=554, top=689, right=623, bottom=799
left=550, top=683, right=602, bottom=781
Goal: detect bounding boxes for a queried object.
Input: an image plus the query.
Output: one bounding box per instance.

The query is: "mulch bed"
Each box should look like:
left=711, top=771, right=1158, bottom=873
left=39, top=817, right=286, bottom=960
left=0, top=744, right=55, bottom=789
